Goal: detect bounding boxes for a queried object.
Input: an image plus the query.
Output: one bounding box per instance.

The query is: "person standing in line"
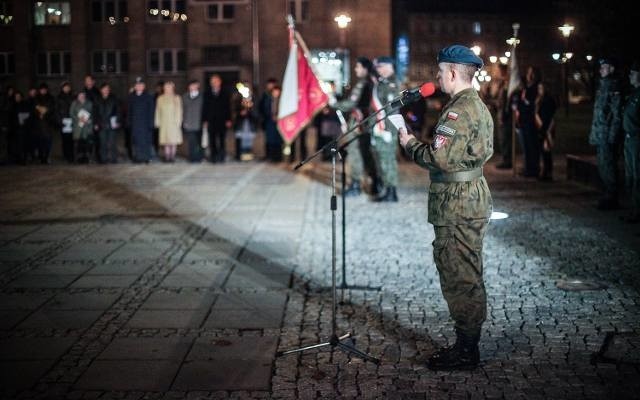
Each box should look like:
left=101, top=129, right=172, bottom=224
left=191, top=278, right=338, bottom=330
left=127, top=77, right=155, bottom=163
left=590, top=58, right=623, bottom=210
left=534, top=81, right=557, bottom=181
left=516, top=66, right=542, bottom=177
left=202, top=74, right=232, bottom=163
left=264, top=85, right=283, bottom=162
left=10, top=91, right=31, bottom=164
left=155, top=81, right=183, bottom=162
left=95, top=83, right=121, bottom=163
left=56, top=82, right=75, bottom=163
left=70, top=91, right=94, bottom=163
left=622, top=61, right=640, bottom=223
left=33, top=83, right=57, bottom=164
left=182, top=80, right=204, bottom=162
left=398, top=45, right=493, bottom=370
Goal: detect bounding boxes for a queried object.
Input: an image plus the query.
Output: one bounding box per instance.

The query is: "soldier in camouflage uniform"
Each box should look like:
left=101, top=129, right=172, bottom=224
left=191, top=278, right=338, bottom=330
left=622, top=61, right=640, bottom=222
left=334, top=57, right=378, bottom=196
left=590, top=58, right=623, bottom=210
left=371, top=56, right=401, bottom=202
left=398, top=45, right=493, bottom=370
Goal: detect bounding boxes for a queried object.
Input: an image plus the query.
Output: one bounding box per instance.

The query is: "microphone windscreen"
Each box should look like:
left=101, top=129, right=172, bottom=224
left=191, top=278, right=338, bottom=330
left=419, top=82, right=436, bottom=98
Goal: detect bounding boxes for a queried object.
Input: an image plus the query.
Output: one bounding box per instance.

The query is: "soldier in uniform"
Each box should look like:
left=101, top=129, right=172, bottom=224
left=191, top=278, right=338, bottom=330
left=334, top=57, right=378, bottom=196
left=590, top=58, right=623, bottom=210
left=398, top=45, right=493, bottom=370
left=622, top=61, right=640, bottom=223
left=371, top=56, right=401, bottom=202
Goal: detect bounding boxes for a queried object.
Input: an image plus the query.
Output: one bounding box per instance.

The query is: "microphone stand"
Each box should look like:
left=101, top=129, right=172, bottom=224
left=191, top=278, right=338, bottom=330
left=277, top=103, right=403, bottom=364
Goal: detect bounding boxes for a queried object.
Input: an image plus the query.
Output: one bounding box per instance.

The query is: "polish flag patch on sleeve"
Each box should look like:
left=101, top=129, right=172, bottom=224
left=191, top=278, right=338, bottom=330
left=447, top=111, right=459, bottom=120
left=432, top=134, right=449, bottom=152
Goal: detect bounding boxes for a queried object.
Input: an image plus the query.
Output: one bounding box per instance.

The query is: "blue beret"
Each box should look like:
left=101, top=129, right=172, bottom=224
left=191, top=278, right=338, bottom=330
left=437, top=45, right=483, bottom=68
left=375, top=56, right=394, bottom=65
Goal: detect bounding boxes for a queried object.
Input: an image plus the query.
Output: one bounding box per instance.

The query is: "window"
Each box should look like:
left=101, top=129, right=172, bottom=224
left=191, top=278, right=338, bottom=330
left=147, top=0, right=186, bottom=22
left=92, top=50, right=129, bottom=74
left=472, top=22, right=481, bottom=35
left=92, top=0, right=128, bottom=23
left=207, top=2, right=235, bottom=22
left=147, top=49, right=186, bottom=74
left=202, top=46, right=239, bottom=65
left=0, top=1, right=13, bottom=24
left=34, top=2, right=71, bottom=25
left=0, top=52, right=15, bottom=75
left=37, top=51, right=71, bottom=76
left=288, top=0, right=308, bottom=22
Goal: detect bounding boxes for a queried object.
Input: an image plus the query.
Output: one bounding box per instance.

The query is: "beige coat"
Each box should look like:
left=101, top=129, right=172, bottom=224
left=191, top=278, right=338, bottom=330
left=155, top=94, right=183, bottom=145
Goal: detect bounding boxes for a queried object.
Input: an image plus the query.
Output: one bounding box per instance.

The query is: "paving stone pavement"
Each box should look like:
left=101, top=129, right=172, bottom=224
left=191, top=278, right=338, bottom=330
left=0, top=160, right=639, bottom=399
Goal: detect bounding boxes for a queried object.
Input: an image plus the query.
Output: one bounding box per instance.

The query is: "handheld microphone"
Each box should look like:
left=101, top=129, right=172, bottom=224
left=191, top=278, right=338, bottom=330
left=387, top=82, right=436, bottom=109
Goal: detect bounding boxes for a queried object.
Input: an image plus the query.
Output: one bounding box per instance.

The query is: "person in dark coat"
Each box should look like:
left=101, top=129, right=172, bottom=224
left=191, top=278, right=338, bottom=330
left=10, top=91, right=30, bottom=164
left=534, top=82, right=557, bottom=181
left=127, top=77, right=155, bottom=163
left=263, top=85, right=283, bottom=162
left=202, top=74, right=232, bottom=163
left=516, top=66, right=542, bottom=177
left=56, top=82, right=75, bottom=163
left=33, top=83, right=57, bottom=164
left=95, top=83, right=120, bottom=163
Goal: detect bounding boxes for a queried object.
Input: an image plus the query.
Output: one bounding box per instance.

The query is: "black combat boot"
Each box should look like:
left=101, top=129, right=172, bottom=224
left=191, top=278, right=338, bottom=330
left=426, top=330, right=480, bottom=371
left=344, top=181, right=361, bottom=197
left=373, top=186, right=398, bottom=202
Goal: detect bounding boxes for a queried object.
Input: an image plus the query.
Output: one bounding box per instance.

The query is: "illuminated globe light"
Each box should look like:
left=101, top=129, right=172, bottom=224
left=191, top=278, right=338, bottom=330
left=499, top=56, right=508, bottom=64
left=180, top=14, right=187, bottom=21
left=470, top=45, right=481, bottom=56
left=334, top=13, right=352, bottom=29
left=235, top=83, right=251, bottom=99
left=490, top=211, right=509, bottom=220
left=552, top=53, right=561, bottom=61
left=586, top=55, right=593, bottom=61
left=485, top=75, right=492, bottom=82
left=558, top=23, right=575, bottom=38
left=478, top=75, right=485, bottom=82
left=565, top=52, right=573, bottom=60
left=480, top=70, right=487, bottom=76
left=504, top=51, right=511, bottom=58
left=150, top=8, right=159, bottom=15
left=489, top=56, right=498, bottom=63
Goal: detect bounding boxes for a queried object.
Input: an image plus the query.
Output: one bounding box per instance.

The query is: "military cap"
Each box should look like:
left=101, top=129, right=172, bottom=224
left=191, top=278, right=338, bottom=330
left=437, top=45, right=483, bottom=69
left=134, top=76, right=145, bottom=84
left=375, top=56, right=394, bottom=65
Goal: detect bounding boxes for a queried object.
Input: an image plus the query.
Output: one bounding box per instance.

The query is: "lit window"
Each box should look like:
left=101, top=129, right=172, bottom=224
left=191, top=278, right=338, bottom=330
left=0, top=1, right=13, bottom=25
left=207, top=2, right=235, bottom=22
left=147, top=0, right=185, bottom=23
left=34, top=2, right=71, bottom=25
left=37, top=51, right=71, bottom=76
left=92, top=50, right=129, bottom=74
left=147, top=49, right=186, bottom=74
left=473, top=22, right=481, bottom=35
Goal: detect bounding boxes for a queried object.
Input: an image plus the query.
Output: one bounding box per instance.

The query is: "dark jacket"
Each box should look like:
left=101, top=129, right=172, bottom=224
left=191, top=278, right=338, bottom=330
left=95, top=94, right=120, bottom=131
left=33, top=93, right=57, bottom=138
left=202, top=87, right=231, bottom=129
left=56, top=92, right=74, bottom=122
left=590, top=76, right=623, bottom=145
left=127, top=91, right=154, bottom=138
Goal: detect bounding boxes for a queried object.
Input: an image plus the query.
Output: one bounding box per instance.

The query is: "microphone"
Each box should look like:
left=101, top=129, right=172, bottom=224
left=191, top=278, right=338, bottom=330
left=386, top=82, right=436, bottom=109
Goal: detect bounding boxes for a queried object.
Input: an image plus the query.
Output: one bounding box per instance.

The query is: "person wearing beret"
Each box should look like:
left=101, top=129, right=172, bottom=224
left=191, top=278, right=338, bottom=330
left=371, top=56, right=401, bottom=202
left=622, top=61, right=640, bottom=223
left=590, top=58, right=623, bottom=210
left=398, top=44, right=493, bottom=370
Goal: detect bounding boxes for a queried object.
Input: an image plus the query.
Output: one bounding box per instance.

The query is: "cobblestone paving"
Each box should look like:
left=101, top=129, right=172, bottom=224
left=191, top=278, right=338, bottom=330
left=0, top=160, right=639, bottom=399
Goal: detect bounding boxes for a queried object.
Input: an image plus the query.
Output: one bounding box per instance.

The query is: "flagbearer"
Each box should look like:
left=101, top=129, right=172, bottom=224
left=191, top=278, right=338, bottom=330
left=398, top=45, right=493, bottom=370
left=371, top=56, right=401, bottom=202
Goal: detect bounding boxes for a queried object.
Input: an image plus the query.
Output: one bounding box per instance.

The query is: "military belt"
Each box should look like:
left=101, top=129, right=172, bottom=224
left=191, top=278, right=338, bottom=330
left=430, top=168, right=483, bottom=183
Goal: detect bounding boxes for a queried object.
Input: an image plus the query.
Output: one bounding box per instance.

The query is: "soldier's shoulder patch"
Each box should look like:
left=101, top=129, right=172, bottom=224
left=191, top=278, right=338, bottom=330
left=432, top=134, right=448, bottom=152
left=447, top=111, right=459, bottom=120
left=435, top=124, right=456, bottom=136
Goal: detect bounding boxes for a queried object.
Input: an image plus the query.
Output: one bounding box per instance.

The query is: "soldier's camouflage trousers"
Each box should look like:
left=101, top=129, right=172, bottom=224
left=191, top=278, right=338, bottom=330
left=596, top=143, right=620, bottom=200
left=624, top=135, right=640, bottom=210
left=347, top=135, right=364, bottom=182
left=432, top=220, right=488, bottom=336
left=372, top=136, right=398, bottom=187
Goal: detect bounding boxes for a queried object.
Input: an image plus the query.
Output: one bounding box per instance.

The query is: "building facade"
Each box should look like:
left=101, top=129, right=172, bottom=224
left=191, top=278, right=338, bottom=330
left=0, top=0, right=392, bottom=97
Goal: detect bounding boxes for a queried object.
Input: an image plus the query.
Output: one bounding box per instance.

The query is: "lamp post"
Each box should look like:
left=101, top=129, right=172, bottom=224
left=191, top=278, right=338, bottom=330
left=334, top=13, right=351, bottom=48
left=558, top=23, right=575, bottom=116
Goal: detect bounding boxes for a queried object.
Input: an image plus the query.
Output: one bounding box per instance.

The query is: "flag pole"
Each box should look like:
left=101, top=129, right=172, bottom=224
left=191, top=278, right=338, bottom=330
left=509, top=23, right=520, bottom=177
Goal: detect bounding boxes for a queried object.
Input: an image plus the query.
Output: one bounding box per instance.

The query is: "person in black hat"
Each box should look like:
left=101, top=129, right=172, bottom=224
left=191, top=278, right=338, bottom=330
left=333, top=56, right=379, bottom=196
left=56, top=81, right=75, bottom=163
left=398, top=44, right=493, bottom=370
left=127, top=77, right=155, bottom=163
left=33, top=83, right=56, bottom=163
left=590, top=57, right=623, bottom=210
left=622, top=61, right=640, bottom=222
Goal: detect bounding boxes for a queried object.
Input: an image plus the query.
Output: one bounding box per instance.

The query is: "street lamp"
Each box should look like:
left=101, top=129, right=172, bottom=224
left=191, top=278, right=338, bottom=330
left=470, top=45, right=481, bottom=56
left=334, top=13, right=351, bottom=29
left=558, top=23, right=574, bottom=115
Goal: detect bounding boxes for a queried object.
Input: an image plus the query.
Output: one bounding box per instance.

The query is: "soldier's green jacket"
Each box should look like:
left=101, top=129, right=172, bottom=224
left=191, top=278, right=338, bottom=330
left=370, top=75, right=401, bottom=132
left=623, top=87, right=640, bottom=136
left=404, top=88, right=493, bottom=226
left=590, top=76, right=623, bottom=145
left=335, top=77, right=372, bottom=119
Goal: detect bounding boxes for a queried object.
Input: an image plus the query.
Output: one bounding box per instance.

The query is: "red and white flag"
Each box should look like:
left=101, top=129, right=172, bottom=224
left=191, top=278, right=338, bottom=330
left=277, top=26, right=328, bottom=145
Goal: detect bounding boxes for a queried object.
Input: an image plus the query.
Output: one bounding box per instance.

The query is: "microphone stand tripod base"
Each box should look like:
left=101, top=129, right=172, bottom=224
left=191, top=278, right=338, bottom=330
left=276, top=332, right=380, bottom=364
